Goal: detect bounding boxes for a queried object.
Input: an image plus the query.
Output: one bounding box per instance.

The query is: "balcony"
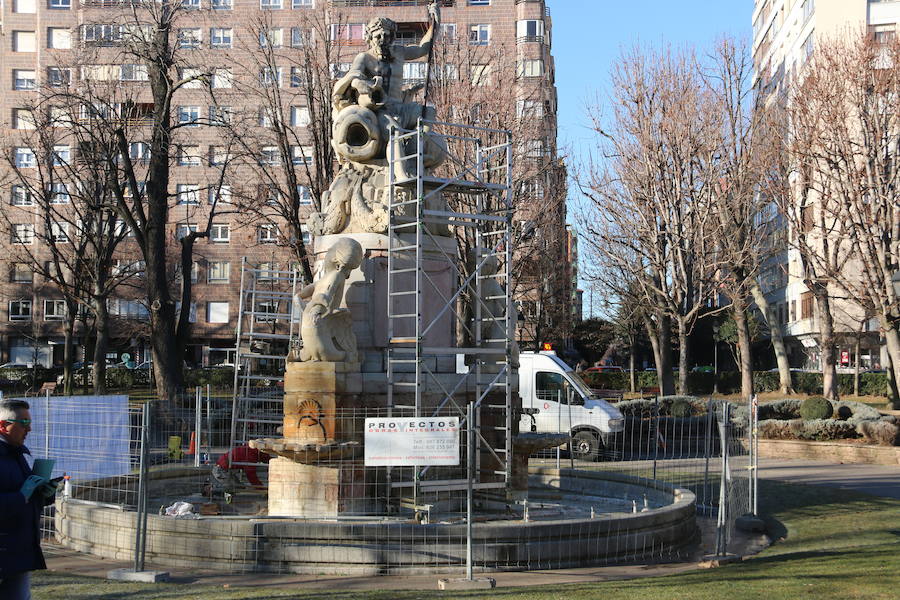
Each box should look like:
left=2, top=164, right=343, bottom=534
left=330, top=0, right=453, bottom=7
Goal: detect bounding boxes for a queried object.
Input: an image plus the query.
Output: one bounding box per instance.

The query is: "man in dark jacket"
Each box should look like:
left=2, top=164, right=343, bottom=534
left=0, top=399, right=58, bottom=599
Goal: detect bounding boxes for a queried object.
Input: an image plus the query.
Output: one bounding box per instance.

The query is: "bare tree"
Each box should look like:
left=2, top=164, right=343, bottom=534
left=782, top=32, right=900, bottom=402
left=579, top=46, right=719, bottom=395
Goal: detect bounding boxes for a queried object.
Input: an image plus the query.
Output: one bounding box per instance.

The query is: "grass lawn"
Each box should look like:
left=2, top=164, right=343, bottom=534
left=32, top=479, right=900, bottom=600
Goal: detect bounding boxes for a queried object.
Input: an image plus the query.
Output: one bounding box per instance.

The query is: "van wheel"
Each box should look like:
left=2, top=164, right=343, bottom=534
left=570, top=431, right=601, bottom=461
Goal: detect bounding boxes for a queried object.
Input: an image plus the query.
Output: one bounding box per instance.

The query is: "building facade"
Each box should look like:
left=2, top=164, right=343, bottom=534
left=752, top=0, right=900, bottom=371
left=0, top=0, right=568, bottom=368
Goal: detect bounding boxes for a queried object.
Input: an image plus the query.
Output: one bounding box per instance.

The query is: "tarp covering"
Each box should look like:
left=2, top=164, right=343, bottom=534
left=12, top=395, right=134, bottom=482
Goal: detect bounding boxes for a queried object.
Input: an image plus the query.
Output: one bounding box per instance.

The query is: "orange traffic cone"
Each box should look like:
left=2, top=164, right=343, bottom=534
left=187, top=431, right=196, bottom=456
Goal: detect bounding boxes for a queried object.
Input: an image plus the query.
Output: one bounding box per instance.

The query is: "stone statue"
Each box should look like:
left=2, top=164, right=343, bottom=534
left=309, top=2, right=449, bottom=237
left=296, top=238, right=363, bottom=363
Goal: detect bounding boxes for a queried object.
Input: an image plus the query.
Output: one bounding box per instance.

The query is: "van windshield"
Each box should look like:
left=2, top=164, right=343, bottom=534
left=566, top=372, right=596, bottom=399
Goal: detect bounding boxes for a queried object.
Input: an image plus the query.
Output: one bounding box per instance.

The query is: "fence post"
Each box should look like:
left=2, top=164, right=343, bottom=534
left=702, top=397, right=714, bottom=513
left=466, top=401, right=474, bottom=580
left=134, top=401, right=150, bottom=572
left=556, top=390, right=561, bottom=471
left=194, top=387, right=202, bottom=468
left=715, top=402, right=731, bottom=557
left=751, top=395, right=759, bottom=517
left=652, top=395, right=659, bottom=481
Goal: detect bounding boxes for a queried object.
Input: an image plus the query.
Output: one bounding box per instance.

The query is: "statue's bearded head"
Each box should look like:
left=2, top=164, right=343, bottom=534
left=365, top=17, right=397, bottom=60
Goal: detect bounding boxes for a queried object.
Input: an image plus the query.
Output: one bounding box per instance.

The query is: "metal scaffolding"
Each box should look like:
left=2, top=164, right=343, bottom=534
left=229, top=259, right=300, bottom=459
left=386, top=118, right=515, bottom=500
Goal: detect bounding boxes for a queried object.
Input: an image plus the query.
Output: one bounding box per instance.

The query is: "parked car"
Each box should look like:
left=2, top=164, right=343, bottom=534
left=0, top=362, right=33, bottom=369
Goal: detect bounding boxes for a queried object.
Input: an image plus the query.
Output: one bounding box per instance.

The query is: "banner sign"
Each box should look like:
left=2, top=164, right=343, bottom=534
left=364, top=417, right=460, bottom=466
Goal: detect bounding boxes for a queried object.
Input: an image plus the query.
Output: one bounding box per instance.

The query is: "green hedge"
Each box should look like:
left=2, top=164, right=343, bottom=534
left=580, top=370, right=891, bottom=397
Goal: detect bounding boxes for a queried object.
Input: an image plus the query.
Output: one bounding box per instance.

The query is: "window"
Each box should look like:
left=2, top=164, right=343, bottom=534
left=9, top=300, right=32, bottom=321
left=175, top=302, right=197, bottom=323
left=789, top=300, right=796, bottom=322
left=114, top=220, right=133, bottom=238
left=179, top=145, right=202, bottom=166
left=517, top=59, right=544, bottom=78
left=174, top=261, right=199, bottom=283
left=210, top=28, right=233, bottom=48
left=207, top=261, right=230, bottom=282
left=52, top=145, right=70, bottom=165
left=181, top=0, right=200, bottom=9
left=871, top=23, right=896, bottom=44
left=259, top=28, right=284, bottom=48
left=802, top=0, right=815, bottom=24
left=258, top=108, right=276, bottom=127
left=175, top=223, right=198, bottom=239
left=469, top=24, right=490, bottom=45
left=210, top=223, right=230, bottom=242
left=290, top=106, right=310, bottom=127
left=44, top=299, right=66, bottom=320
left=470, top=64, right=492, bottom=86
left=209, top=185, right=232, bottom=204
left=47, top=28, right=71, bottom=49
left=291, top=27, right=311, bottom=47
left=259, top=67, right=282, bottom=87
left=81, top=24, right=122, bottom=45
left=516, top=19, right=545, bottom=42
left=297, top=185, right=313, bottom=205
left=47, top=67, right=71, bottom=87
left=15, top=0, right=36, bottom=12
left=257, top=262, right=277, bottom=281
left=177, top=106, right=200, bottom=126
left=330, top=63, right=353, bottom=78
left=110, top=299, right=149, bottom=320
left=11, top=263, right=32, bottom=283
left=330, top=23, right=365, bottom=44
left=535, top=371, right=567, bottom=402
left=800, top=292, right=814, bottom=320
left=522, top=178, right=545, bottom=200
left=129, top=141, right=150, bottom=163
left=180, top=68, right=204, bottom=87
left=440, top=23, right=457, bottom=40
left=211, top=68, right=232, bottom=88
left=403, top=62, right=427, bottom=81
left=177, top=184, right=200, bottom=205
left=300, top=224, right=311, bottom=245
left=12, top=109, right=35, bottom=130
left=522, top=139, right=547, bottom=160
left=121, top=64, right=148, bottom=81
left=13, top=70, right=36, bottom=90
left=14, top=148, right=36, bottom=168
left=261, top=0, right=282, bottom=7
left=291, top=145, right=313, bottom=165
left=290, top=67, right=307, bottom=87
left=803, top=31, right=815, bottom=62
left=207, top=301, right=230, bottom=324
left=255, top=301, right=278, bottom=322
left=50, top=222, right=69, bottom=243
left=517, top=100, right=544, bottom=119
left=258, top=223, right=278, bottom=243
left=468, top=0, right=490, bottom=4
left=11, top=186, right=33, bottom=206
left=177, top=28, right=202, bottom=49
left=259, top=146, right=280, bottom=166
left=211, top=0, right=231, bottom=8
left=81, top=65, right=118, bottom=81
left=209, top=105, right=232, bottom=125
left=209, top=146, right=230, bottom=165
left=13, top=31, right=37, bottom=52
left=49, top=183, right=69, bottom=204
left=292, top=0, right=312, bottom=6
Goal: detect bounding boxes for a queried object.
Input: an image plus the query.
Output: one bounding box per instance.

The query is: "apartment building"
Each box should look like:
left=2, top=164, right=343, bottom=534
left=752, top=0, right=900, bottom=371
left=0, top=0, right=568, bottom=367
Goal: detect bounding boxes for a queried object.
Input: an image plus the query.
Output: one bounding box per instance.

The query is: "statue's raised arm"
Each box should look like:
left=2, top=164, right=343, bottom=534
left=399, top=0, right=441, bottom=61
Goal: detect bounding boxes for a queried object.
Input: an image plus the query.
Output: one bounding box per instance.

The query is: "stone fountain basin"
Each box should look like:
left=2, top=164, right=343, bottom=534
left=249, top=438, right=359, bottom=463
left=54, top=466, right=696, bottom=575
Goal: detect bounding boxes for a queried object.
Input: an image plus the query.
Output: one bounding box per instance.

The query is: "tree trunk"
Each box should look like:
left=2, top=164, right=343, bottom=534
left=750, top=283, right=793, bottom=394
left=881, top=321, right=900, bottom=408
left=92, top=295, right=109, bottom=395
left=732, top=300, right=754, bottom=400
left=644, top=312, right=675, bottom=396
left=629, top=335, right=637, bottom=393
left=62, top=303, right=76, bottom=395
left=676, top=318, right=689, bottom=395
left=815, top=291, right=838, bottom=400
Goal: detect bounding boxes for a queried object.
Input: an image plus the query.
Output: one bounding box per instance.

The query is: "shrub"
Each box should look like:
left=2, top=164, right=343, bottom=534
left=800, top=396, right=833, bottom=420
left=670, top=398, right=694, bottom=418
left=858, top=420, right=900, bottom=446
left=790, top=419, right=859, bottom=441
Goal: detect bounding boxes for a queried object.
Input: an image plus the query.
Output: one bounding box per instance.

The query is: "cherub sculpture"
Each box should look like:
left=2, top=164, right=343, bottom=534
left=296, top=238, right=364, bottom=363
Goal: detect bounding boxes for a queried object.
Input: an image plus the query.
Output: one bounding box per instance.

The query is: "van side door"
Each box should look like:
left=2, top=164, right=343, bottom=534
left=533, top=370, right=571, bottom=433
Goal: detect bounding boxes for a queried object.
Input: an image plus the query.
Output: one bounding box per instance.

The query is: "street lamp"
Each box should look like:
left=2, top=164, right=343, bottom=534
left=712, top=323, right=720, bottom=395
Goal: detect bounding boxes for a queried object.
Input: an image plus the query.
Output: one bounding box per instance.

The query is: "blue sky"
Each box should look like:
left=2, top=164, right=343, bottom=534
left=554, top=1, right=754, bottom=151
left=552, top=1, right=754, bottom=315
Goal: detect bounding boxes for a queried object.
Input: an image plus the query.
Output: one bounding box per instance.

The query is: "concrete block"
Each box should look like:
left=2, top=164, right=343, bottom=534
left=107, top=568, right=170, bottom=583
left=699, top=553, right=742, bottom=568
left=438, top=577, right=496, bottom=591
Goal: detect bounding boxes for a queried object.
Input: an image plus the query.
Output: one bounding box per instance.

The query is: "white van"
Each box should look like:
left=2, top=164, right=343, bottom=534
left=518, top=351, right=625, bottom=460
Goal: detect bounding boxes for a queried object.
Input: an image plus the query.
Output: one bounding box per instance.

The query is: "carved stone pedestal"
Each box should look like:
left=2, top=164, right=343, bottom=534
left=267, top=458, right=371, bottom=517
left=282, top=360, right=362, bottom=443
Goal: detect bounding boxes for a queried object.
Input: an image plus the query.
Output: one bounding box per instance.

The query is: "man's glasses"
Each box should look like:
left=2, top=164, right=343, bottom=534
left=2, top=419, right=31, bottom=426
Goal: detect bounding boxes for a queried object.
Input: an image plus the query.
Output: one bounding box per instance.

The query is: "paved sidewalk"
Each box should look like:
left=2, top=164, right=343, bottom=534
left=759, top=458, right=900, bottom=500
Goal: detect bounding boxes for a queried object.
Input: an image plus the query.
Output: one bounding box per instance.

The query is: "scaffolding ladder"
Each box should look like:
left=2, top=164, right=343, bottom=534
left=386, top=119, right=515, bottom=501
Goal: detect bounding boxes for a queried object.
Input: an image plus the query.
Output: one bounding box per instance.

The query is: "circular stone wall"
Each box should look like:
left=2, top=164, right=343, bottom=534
left=55, top=467, right=696, bottom=575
